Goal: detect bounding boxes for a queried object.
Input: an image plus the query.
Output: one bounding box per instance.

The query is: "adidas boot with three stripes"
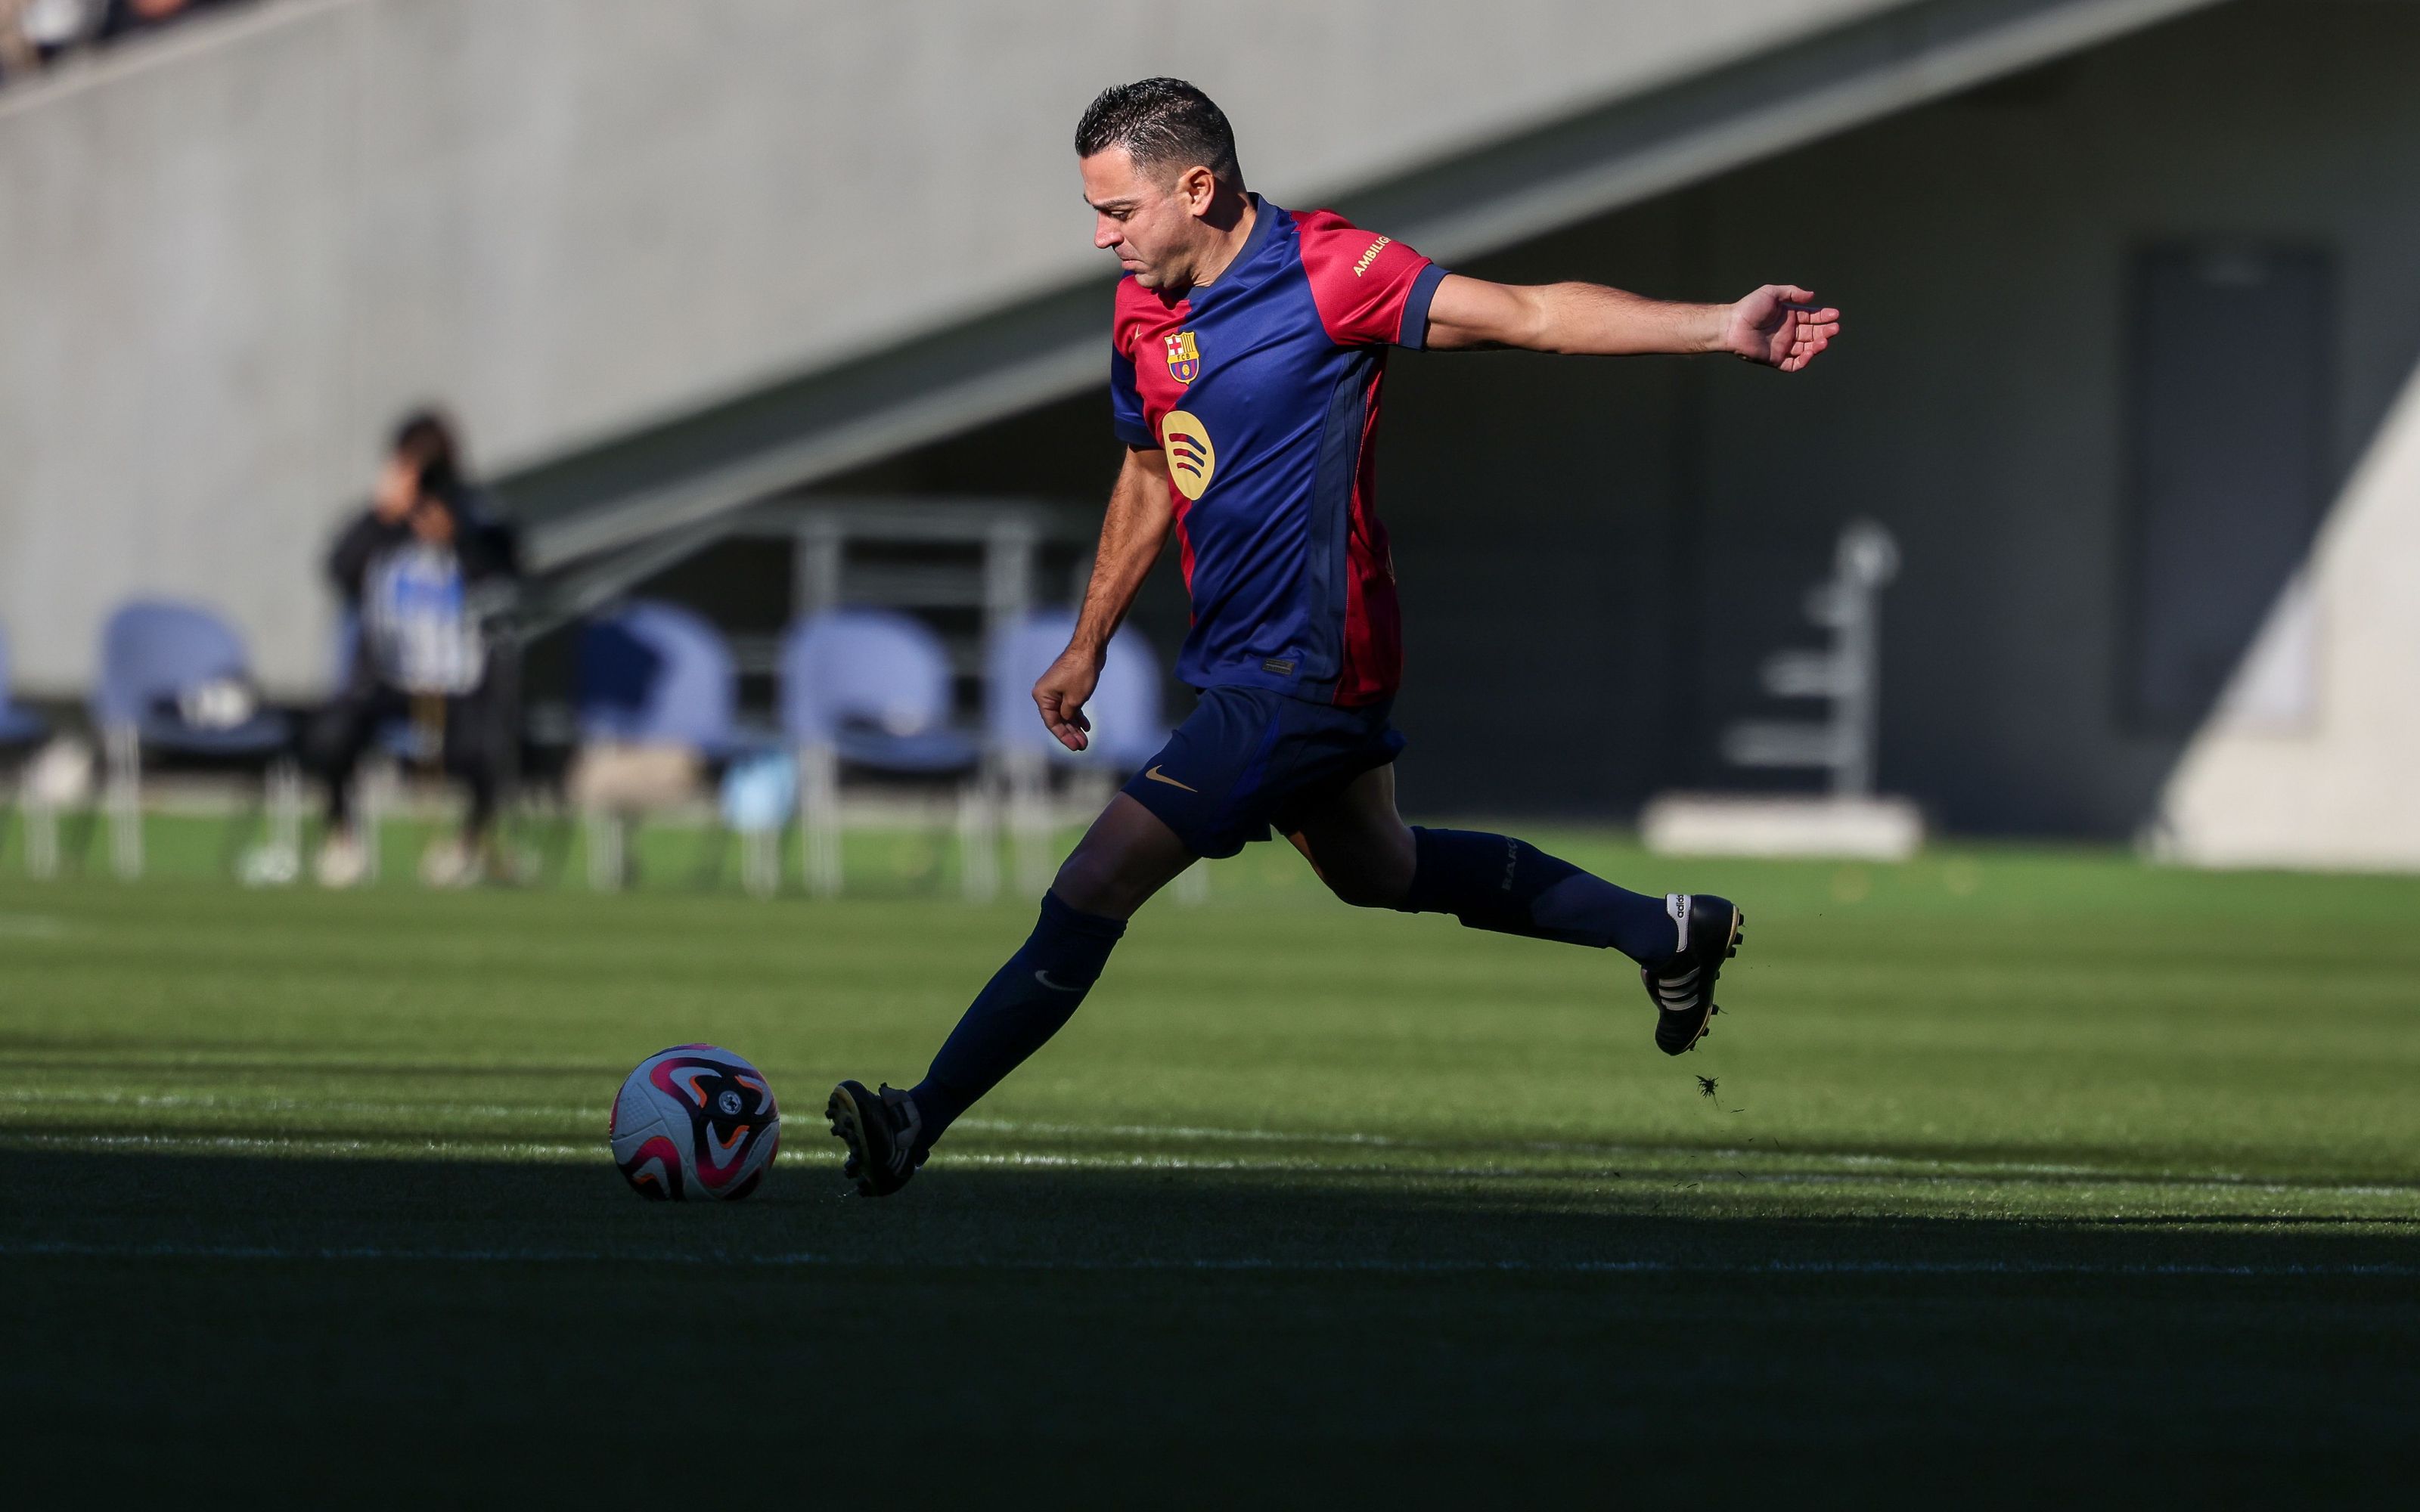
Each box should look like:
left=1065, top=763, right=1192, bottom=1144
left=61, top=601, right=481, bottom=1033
left=1642, top=893, right=1745, bottom=1055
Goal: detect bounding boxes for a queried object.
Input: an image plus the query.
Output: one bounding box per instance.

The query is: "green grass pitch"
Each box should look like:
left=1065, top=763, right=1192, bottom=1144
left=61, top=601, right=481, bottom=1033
left=4, top=826, right=2418, bottom=1495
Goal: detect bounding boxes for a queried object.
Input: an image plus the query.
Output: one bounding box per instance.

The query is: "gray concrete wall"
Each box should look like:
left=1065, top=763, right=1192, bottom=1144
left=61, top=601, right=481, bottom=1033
left=0, top=0, right=1901, bottom=696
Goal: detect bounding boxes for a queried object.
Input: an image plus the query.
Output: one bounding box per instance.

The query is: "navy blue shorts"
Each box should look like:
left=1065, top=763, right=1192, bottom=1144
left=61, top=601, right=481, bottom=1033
left=1118, top=685, right=1407, bottom=859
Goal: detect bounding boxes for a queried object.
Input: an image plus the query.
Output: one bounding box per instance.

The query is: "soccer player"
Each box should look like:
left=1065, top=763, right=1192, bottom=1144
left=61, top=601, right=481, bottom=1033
left=829, top=78, right=1840, bottom=1195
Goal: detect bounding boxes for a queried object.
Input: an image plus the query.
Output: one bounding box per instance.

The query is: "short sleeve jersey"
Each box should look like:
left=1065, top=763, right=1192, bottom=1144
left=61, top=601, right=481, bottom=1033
left=1110, top=197, right=1444, bottom=706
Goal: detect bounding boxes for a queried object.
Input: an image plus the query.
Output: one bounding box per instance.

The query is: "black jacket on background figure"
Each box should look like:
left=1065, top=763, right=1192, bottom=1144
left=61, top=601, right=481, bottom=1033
left=309, top=496, right=522, bottom=835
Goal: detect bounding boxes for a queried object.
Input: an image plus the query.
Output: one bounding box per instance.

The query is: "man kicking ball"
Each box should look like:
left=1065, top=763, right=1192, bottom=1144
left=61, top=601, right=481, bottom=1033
left=829, top=77, right=1840, bottom=1195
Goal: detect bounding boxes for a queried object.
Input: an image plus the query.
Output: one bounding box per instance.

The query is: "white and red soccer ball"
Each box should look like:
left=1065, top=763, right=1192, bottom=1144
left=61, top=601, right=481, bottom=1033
left=610, top=1044, right=780, bottom=1201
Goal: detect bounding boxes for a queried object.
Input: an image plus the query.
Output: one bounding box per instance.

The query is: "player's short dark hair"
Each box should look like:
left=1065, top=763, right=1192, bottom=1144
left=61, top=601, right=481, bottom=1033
left=1074, top=78, right=1243, bottom=189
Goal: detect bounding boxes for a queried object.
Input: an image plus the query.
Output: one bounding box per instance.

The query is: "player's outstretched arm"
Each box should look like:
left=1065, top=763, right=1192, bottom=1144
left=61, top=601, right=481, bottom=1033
left=1423, top=274, right=1841, bottom=372
left=1036, top=445, right=1174, bottom=752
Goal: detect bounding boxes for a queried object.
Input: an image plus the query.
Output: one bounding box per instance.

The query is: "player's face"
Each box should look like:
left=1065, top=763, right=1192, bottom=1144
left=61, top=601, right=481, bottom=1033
left=1081, top=147, right=1210, bottom=292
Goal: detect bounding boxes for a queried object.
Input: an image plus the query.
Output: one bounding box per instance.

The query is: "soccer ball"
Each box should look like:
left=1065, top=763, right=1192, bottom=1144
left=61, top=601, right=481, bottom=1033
left=609, top=1044, right=781, bottom=1201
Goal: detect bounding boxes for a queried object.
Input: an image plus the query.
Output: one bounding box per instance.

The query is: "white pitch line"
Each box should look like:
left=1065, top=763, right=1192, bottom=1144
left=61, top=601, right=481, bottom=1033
left=2, top=1131, right=2411, bottom=1200
left=0, top=1091, right=2294, bottom=1184
left=0, top=1132, right=599, bottom=1160
left=0, top=1089, right=596, bottom=1120
left=0, top=1092, right=2403, bottom=1196
left=2, top=1123, right=2415, bottom=1198
left=953, top=1115, right=1422, bottom=1148
left=1, top=1239, right=2412, bottom=1280
left=930, top=1151, right=2420, bottom=1197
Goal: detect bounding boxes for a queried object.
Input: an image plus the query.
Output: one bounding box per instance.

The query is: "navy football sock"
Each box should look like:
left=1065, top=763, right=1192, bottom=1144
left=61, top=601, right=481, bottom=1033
left=1393, top=826, right=1677, bottom=966
left=909, top=891, right=1127, bottom=1148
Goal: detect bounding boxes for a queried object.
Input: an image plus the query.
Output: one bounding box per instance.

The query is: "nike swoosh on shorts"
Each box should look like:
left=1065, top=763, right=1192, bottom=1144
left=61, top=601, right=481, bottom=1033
left=1143, top=765, right=1197, bottom=792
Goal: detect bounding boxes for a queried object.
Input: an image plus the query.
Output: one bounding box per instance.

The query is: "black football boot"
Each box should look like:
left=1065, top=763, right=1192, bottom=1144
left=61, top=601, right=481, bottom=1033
left=1641, top=893, right=1744, bottom=1055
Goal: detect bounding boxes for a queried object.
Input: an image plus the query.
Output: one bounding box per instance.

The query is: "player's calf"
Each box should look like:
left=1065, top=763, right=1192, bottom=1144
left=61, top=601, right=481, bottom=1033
left=1385, top=828, right=1751, bottom=1054
left=1392, top=826, right=1677, bottom=956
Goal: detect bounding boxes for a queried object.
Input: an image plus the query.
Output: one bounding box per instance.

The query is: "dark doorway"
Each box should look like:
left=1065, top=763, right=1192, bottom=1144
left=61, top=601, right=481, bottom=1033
left=2125, top=246, right=2331, bottom=734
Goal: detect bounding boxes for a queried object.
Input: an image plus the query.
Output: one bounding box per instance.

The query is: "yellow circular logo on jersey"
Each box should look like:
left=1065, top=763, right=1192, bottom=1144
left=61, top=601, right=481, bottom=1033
left=1161, top=410, right=1215, bottom=500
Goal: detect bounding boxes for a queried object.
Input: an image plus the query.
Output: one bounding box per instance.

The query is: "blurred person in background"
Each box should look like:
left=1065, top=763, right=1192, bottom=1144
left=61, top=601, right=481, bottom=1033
left=310, top=411, right=520, bottom=888
left=98, top=0, right=219, bottom=40
left=327, top=412, right=467, bottom=610
left=2, top=0, right=231, bottom=85
left=0, top=2, right=40, bottom=79
left=116, top=0, right=188, bottom=22
left=2, top=0, right=98, bottom=76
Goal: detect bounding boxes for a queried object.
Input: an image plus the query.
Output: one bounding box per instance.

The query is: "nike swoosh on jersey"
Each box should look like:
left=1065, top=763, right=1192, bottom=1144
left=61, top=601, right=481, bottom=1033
left=1033, top=970, right=1084, bottom=993
left=1143, top=765, right=1198, bottom=792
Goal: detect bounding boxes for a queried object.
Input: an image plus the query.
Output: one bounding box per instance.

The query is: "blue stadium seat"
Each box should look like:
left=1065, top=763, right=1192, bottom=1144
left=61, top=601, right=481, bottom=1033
left=982, top=609, right=1170, bottom=894
left=780, top=607, right=979, bottom=773
left=983, top=609, right=1167, bottom=771
left=93, top=600, right=290, bottom=756
left=577, top=600, right=739, bottom=756
left=779, top=608, right=983, bottom=897
left=572, top=600, right=743, bottom=891
left=0, top=624, right=48, bottom=748
left=90, top=599, right=297, bottom=880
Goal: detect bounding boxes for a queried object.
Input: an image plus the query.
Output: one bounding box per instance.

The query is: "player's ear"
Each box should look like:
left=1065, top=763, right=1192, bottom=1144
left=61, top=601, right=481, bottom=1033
left=1177, top=164, right=1217, bottom=218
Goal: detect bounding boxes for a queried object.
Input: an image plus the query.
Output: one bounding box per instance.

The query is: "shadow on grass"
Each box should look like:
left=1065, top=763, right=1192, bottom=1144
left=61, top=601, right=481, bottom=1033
left=11, top=1142, right=2419, bottom=1273
left=6, top=1146, right=2420, bottom=1494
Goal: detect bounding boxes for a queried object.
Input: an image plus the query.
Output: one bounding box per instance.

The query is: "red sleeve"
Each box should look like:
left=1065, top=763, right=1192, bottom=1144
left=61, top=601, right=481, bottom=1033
left=1109, top=278, right=1153, bottom=446
left=1110, top=275, right=1148, bottom=366
left=1290, top=208, right=1448, bottom=349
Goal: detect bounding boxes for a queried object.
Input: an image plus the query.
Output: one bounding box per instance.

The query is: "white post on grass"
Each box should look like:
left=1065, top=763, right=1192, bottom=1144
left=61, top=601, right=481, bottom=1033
left=358, top=758, right=389, bottom=884
left=798, top=741, right=842, bottom=897
left=741, top=827, right=778, bottom=900
left=585, top=811, right=625, bottom=891
left=22, top=796, right=57, bottom=879
left=1004, top=748, right=1052, bottom=897
left=104, top=723, right=141, bottom=879
left=957, top=773, right=998, bottom=903
left=266, top=758, right=303, bottom=877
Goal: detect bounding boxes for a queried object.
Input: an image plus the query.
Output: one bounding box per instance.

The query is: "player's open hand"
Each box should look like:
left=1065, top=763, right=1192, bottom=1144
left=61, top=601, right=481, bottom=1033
left=1034, top=648, right=1102, bottom=753
left=1723, top=285, right=1841, bottom=372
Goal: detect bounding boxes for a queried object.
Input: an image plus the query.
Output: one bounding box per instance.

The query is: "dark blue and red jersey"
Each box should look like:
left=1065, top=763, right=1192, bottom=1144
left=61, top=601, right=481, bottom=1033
left=1110, top=198, right=1445, bottom=707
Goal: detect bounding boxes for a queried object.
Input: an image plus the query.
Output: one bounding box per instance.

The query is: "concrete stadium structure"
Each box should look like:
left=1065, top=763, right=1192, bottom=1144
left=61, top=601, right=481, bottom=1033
left=5, top=0, right=2418, bottom=863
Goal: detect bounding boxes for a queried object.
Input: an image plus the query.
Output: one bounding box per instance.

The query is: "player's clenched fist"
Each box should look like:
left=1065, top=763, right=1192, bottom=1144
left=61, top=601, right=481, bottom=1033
left=1033, top=648, right=1101, bottom=752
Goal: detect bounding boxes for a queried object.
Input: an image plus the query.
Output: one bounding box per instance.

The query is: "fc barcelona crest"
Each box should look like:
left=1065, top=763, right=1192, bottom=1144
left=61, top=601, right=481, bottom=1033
left=1164, top=330, right=1200, bottom=385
